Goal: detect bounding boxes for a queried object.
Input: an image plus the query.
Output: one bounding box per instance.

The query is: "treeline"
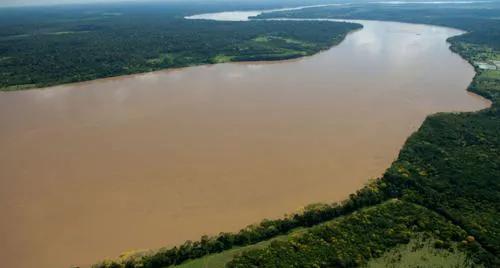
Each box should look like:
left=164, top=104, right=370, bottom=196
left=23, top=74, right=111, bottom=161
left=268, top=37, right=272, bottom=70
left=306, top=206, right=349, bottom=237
left=227, top=200, right=484, bottom=267
left=93, top=182, right=388, bottom=268
left=256, top=0, right=500, bottom=49
left=0, top=4, right=360, bottom=90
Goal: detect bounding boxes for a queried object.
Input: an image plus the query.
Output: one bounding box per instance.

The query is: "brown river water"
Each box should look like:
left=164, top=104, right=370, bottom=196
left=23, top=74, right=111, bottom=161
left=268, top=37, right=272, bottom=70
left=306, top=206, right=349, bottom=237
left=0, top=20, right=490, bottom=268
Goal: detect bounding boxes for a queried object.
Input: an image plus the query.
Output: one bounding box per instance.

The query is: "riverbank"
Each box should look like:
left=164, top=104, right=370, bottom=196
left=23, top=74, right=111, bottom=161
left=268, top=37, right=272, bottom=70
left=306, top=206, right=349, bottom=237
left=141, top=5, right=500, bottom=267
left=93, top=33, right=500, bottom=268
left=0, top=12, right=360, bottom=91
left=1, top=17, right=488, bottom=268
left=86, top=5, right=499, bottom=265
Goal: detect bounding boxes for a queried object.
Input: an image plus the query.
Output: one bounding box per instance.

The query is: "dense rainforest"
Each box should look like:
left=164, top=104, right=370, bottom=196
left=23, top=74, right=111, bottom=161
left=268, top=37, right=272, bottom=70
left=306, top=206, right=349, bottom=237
left=93, top=2, right=500, bottom=268
left=0, top=2, right=360, bottom=90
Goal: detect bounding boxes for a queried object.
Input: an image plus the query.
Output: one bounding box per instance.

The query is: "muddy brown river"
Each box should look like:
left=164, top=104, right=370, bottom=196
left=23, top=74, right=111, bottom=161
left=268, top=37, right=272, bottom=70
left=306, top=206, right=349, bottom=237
left=0, top=18, right=490, bottom=268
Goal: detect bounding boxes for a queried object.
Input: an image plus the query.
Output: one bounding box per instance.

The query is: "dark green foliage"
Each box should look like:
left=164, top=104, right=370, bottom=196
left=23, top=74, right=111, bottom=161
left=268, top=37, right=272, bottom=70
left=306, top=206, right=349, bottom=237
left=0, top=4, right=360, bottom=90
left=256, top=1, right=500, bottom=50
left=382, top=108, right=500, bottom=260
left=227, top=201, right=476, bottom=267
left=468, top=68, right=500, bottom=104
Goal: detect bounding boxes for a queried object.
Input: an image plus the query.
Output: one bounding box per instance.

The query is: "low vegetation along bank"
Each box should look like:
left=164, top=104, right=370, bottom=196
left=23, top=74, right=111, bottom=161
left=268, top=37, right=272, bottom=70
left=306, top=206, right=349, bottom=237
left=94, top=4, right=500, bottom=268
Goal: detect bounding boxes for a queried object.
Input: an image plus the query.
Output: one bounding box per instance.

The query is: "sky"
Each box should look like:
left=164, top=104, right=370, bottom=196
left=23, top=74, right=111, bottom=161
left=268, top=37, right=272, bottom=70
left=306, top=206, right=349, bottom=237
left=0, top=0, right=494, bottom=7
left=0, top=0, right=269, bottom=7
left=0, top=0, right=243, bottom=7
left=0, top=0, right=135, bottom=6
left=0, top=0, right=341, bottom=8
left=0, top=0, right=212, bottom=7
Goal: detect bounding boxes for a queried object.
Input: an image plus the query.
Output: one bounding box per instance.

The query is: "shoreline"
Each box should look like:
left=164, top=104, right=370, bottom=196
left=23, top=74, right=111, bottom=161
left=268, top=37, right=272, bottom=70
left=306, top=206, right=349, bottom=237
left=4, top=19, right=489, bottom=110
left=88, top=19, right=493, bottom=267
left=0, top=24, right=360, bottom=93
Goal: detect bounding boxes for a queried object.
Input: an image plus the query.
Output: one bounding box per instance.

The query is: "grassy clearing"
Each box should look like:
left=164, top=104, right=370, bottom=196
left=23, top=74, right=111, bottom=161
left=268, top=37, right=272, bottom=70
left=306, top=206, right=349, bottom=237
left=252, top=35, right=314, bottom=47
left=466, top=47, right=500, bottom=101
left=0, top=84, right=37, bottom=91
left=367, top=237, right=475, bottom=268
left=146, top=54, right=173, bottom=65
left=480, top=69, right=500, bottom=79
left=173, top=233, right=291, bottom=268
left=211, top=54, right=234, bottom=63
left=252, top=36, right=271, bottom=42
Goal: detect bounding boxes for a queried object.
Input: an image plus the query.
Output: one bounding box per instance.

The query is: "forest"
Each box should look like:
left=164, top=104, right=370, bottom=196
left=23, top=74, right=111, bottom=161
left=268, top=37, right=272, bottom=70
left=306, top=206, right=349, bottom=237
left=256, top=1, right=500, bottom=50
left=0, top=3, right=360, bottom=90
left=93, top=2, right=500, bottom=268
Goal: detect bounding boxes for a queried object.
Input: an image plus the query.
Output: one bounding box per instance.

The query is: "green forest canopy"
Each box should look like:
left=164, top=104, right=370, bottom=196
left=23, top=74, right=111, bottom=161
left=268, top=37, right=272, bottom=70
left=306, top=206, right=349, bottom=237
left=0, top=3, right=360, bottom=90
